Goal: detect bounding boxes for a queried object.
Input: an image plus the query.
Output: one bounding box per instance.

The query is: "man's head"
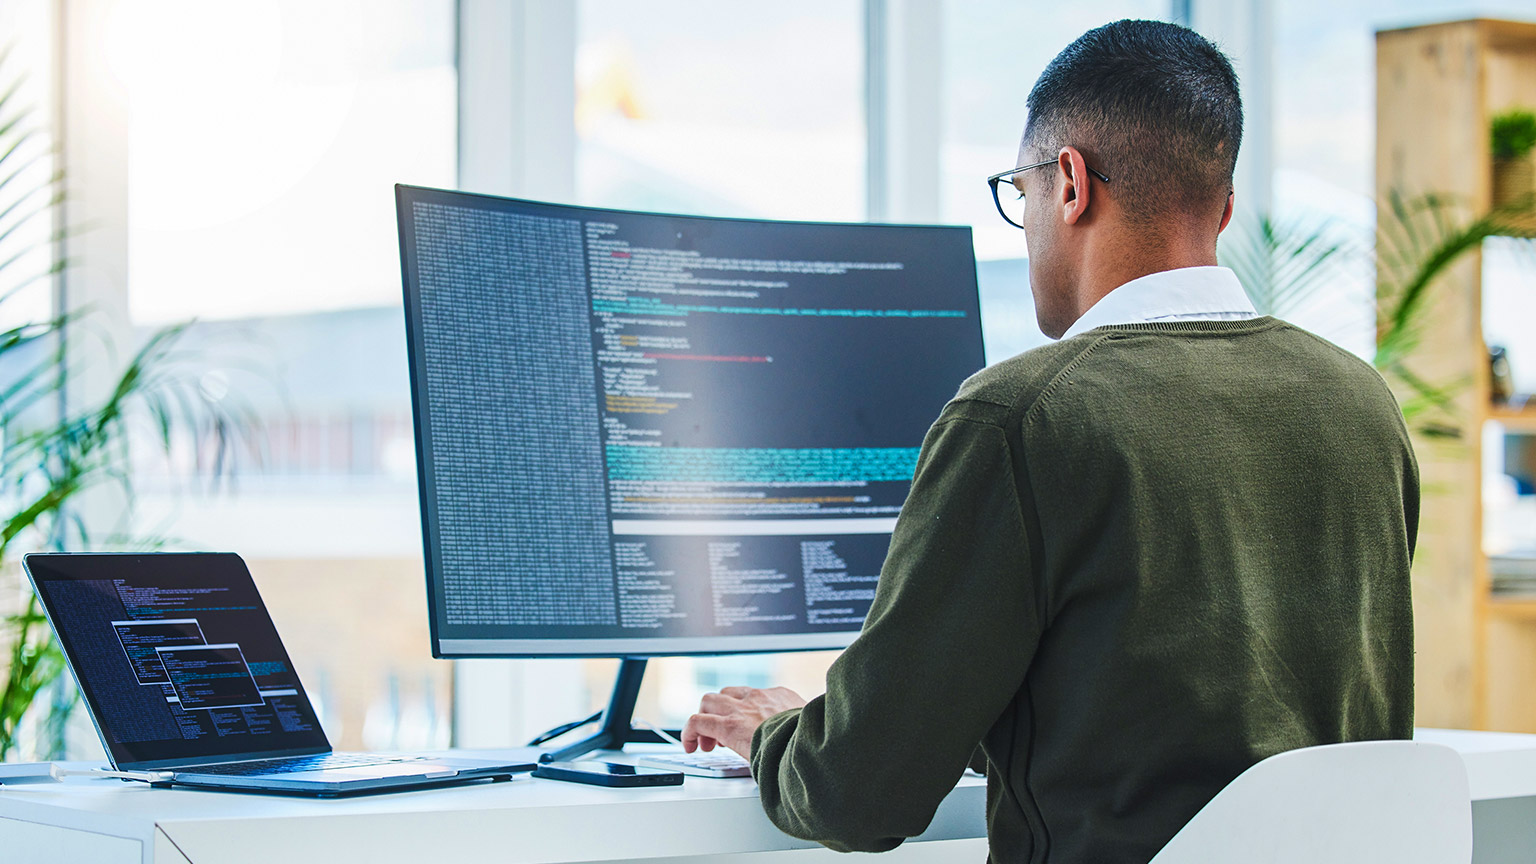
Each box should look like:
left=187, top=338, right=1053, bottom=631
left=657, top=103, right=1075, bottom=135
left=1016, top=20, right=1243, bottom=337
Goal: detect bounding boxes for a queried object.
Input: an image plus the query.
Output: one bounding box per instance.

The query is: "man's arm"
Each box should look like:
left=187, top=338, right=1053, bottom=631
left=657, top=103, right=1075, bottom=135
left=689, top=411, right=1044, bottom=853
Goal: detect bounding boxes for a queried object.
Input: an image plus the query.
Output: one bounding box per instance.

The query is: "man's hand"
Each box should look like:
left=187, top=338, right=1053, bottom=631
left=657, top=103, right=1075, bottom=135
left=683, top=686, right=808, bottom=760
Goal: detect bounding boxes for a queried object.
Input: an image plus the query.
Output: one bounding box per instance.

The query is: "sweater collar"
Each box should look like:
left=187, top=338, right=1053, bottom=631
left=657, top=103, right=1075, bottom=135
left=1060, top=266, right=1257, bottom=340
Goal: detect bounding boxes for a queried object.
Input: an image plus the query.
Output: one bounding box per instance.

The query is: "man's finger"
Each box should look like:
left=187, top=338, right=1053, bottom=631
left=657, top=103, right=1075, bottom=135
left=720, top=686, right=756, bottom=699
left=699, top=692, right=740, bottom=713
left=683, top=712, right=729, bottom=752
left=681, top=723, right=716, bottom=753
left=687, top=711, right=732, bottom=741
left=682, top=714, right=702, bottom=751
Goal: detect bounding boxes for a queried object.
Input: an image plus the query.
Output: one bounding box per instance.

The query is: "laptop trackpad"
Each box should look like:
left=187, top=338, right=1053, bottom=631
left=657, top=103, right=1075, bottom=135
left=324, top=763, right=457, bottom=778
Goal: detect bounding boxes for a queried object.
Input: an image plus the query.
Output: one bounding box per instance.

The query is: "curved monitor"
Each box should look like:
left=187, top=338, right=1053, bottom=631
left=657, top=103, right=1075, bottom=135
left=396, top=185, right=984, bottom=657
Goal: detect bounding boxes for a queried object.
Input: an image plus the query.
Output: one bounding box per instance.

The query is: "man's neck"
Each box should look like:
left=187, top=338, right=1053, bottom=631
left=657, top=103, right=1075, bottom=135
left=1070, top=235, right=1219, bottom=322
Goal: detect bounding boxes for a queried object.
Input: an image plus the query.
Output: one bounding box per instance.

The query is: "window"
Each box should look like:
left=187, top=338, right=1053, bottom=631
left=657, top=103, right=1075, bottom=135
left=0, top=0, right=55, bottom=329
left=576, top=0, right=865, bottom=222
left=940, top=0, right=1167, bottom=363
left=109, top=0, right=457, bottom=751
left=41, top=1, right=1305, bottom=755
left=122, top=1, right=456, bottom=324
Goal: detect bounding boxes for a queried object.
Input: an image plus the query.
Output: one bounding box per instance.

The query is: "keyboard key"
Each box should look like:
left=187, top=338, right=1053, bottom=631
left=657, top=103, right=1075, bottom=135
left=637, top=752, right=752, bottom=778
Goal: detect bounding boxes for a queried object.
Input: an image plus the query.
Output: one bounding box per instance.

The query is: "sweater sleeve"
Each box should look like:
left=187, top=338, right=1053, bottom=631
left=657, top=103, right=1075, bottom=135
left=749, top=414, right=1043, bottom=853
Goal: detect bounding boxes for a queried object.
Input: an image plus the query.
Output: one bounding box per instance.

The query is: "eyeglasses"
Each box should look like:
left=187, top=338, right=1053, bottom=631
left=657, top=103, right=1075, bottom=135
left=986, top=158, right=1111, bottom=230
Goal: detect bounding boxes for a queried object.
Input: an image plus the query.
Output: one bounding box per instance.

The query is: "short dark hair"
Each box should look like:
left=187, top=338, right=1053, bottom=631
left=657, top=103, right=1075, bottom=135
left=1024, top=19, right=1242, bottom=226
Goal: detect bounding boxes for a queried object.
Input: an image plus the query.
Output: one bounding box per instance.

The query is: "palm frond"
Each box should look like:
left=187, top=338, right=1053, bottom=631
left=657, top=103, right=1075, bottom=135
left=1372, top=192, right=1536, bottom=442
left=1222, top=192, right=1526, bottom=445
left=1222, top=213, right=1358, bottom=320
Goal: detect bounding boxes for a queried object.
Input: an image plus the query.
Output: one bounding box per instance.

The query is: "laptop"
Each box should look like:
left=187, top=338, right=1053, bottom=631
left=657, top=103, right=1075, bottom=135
left=23, top=552, right=535, bottom=796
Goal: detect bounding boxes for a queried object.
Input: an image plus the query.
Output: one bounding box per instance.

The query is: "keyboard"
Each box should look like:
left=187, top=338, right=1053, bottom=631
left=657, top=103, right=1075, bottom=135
left=178, top=753, right=425, bottom=776
left=637, top=751, right=752, bottom=778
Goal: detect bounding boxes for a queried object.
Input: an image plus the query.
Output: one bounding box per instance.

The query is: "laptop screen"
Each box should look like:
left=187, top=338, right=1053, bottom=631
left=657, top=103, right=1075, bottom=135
left=25, top=553, right=330, bottom=769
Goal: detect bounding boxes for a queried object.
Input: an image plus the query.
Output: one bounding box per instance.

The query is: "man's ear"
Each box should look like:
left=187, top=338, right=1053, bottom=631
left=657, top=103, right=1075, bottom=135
left=1058, top=146, right=1091, bottom=226
left=1218, top=191, right=1235, bottom=233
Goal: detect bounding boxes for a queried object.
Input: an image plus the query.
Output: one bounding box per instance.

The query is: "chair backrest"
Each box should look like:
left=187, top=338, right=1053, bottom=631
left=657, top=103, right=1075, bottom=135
left=1149, top=741, right=1471, bottom=864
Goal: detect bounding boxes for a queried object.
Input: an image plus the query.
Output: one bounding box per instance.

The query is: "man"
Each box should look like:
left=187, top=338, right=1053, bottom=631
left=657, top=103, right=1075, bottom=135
left=683, top=19, right=1416, bottom=863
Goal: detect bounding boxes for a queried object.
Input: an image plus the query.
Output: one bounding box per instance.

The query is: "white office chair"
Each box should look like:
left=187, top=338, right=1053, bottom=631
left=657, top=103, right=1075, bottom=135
left=1149, top=741, right=1472, bottom=864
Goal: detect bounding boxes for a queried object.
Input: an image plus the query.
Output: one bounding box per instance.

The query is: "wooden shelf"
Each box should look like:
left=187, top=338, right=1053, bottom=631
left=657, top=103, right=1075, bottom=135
left=1488, top=404, right=1536, bottom=432
left=1378, top=18, right=1536, bottom=731
left=1488, top=598, right=1536, bottom=620
left=1490, top=209, right=1536, bottom=237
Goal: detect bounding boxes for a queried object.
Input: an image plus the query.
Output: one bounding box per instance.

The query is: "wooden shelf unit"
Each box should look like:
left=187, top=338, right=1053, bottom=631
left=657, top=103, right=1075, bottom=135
left=1487, top=598, right=1536, bottom=621
left=1488, top=404, right=1536, bottom=433
left=1493, top=212, right=1536, bottom=235
left=1377, top=18, right=1536, bottom=731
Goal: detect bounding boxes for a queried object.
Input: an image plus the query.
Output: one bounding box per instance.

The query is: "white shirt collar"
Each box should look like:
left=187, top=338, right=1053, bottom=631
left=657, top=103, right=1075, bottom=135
left=1059, top=266, right=1258, bottom=340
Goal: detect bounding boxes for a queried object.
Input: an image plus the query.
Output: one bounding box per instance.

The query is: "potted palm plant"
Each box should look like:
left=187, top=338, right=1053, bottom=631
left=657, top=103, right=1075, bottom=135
left=1491, top=109, right=1536, bottom=211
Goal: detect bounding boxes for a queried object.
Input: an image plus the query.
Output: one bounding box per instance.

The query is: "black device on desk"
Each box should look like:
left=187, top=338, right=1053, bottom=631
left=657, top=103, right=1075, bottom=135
left=395, top=186, right=986, bottom=762
left=532, top=761, right=684, bottom=788
left=23, top=552, right=536, bottom=797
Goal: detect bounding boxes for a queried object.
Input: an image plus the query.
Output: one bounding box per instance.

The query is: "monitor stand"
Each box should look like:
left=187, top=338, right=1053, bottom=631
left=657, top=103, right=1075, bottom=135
left=538, top=658, right=674, bottom=763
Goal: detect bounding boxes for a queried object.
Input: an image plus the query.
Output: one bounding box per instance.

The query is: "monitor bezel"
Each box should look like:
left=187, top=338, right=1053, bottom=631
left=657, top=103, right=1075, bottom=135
left=394, top=183, right=982, bottom=660
left=434, top=631, right=859, bottom=659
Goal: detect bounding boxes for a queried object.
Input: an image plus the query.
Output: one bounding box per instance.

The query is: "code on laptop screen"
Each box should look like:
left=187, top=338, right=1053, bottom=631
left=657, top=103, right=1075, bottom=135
left=25, top=553, right=329, bottom=769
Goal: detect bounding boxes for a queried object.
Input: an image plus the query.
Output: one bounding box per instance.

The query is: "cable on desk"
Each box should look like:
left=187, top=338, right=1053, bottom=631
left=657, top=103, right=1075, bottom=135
left=527, top=711, right=602, bottom=747
left=632, top=718, right=683, bottom=748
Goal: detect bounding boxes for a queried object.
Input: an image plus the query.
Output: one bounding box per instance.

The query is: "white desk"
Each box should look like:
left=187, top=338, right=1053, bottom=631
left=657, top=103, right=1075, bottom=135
left=3, top=732, right=1533, bottom=864
left=1417, top=729, right=1536, bottom=864
left=0, top=748, right=987, bottom=864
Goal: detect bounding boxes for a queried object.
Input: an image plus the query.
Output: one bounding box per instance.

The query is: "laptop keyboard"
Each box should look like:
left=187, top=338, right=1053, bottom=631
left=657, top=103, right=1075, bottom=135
left=181, top=753, right=426, bottom=776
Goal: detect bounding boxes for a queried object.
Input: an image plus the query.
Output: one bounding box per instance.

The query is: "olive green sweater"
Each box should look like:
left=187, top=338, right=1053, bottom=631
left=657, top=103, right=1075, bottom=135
left=751, top=318, right=1418, bottom=863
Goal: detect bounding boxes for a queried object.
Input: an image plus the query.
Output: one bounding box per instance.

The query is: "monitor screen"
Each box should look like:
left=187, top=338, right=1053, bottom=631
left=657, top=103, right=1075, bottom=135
left=396, top=186, right=985, bottom=657
left=23, top=553, right=329, bottom=770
